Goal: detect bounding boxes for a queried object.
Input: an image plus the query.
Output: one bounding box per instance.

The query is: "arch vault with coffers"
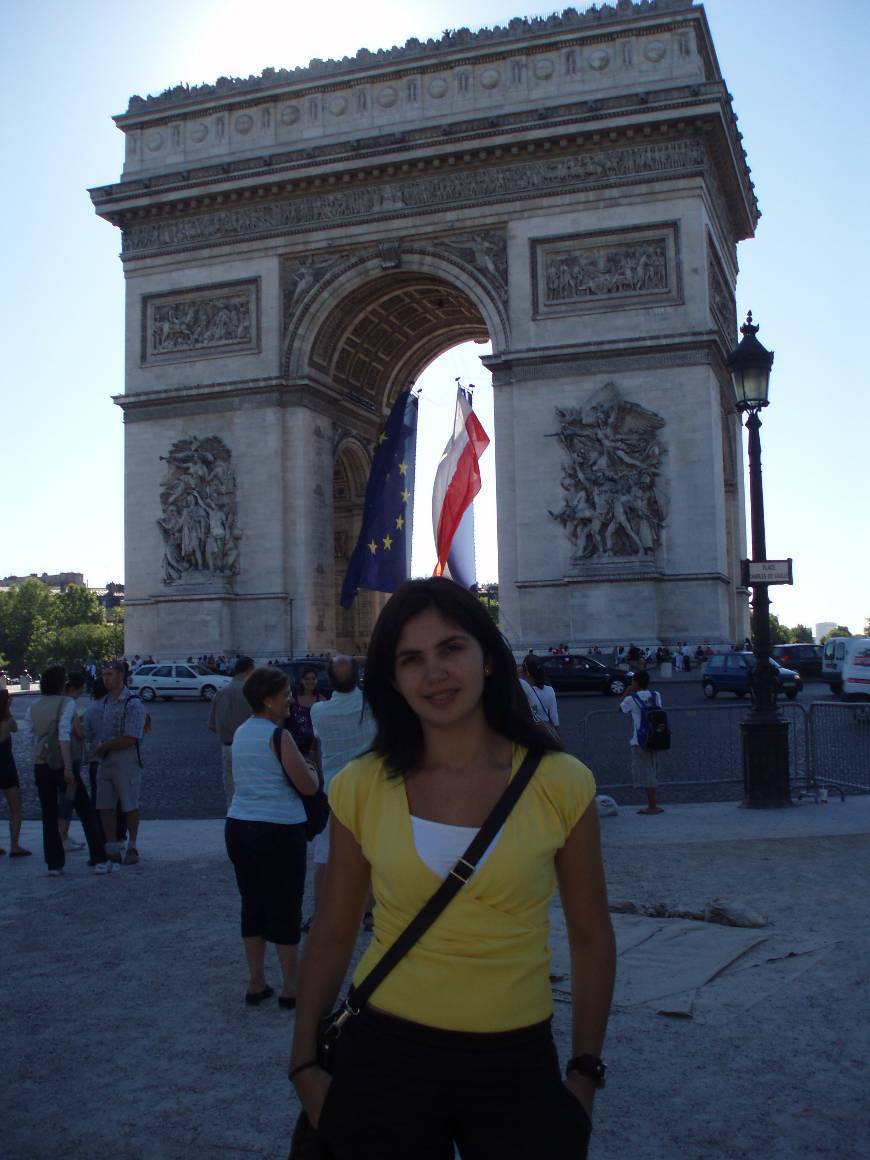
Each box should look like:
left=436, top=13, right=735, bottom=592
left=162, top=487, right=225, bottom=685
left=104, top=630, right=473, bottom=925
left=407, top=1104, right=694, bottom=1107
left=91, top=1, right=755, bottom=657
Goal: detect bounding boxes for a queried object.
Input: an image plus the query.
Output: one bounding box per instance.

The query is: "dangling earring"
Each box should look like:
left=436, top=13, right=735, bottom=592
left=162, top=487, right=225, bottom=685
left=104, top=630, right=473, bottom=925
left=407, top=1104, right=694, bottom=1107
left=484, top=666, right=492, bottom=677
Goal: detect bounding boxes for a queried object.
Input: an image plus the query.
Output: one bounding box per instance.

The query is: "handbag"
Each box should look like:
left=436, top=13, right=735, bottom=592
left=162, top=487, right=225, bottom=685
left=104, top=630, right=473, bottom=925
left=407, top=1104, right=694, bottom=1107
left=288, top=748, right=544, bottom=1160
left=529, top=685, right=561, bottom=743
left=273, top=727, right=330, bottom=841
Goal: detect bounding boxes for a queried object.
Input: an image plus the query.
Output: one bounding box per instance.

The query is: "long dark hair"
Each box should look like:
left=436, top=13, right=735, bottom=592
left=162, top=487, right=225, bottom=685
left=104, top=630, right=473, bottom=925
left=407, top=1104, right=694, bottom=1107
left=522, top=655, right=546, bottom=689
left=0, top=688, right=10, bottom=720
left=364, top=578, right=562, bottom=776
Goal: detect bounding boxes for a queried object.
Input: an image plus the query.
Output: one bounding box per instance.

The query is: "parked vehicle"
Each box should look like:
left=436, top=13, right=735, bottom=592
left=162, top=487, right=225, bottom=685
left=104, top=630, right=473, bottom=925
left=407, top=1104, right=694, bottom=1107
left=822, top=637, right=870, bottom=697
left=701, top=652, right=802, bottom=699
left=537, top=654, right=632, bottom=696
left=825, top=640, right=870, bottom=691
left=129, top=663, right=233, bottom=702
left=771, top=643, right=823, bottom=678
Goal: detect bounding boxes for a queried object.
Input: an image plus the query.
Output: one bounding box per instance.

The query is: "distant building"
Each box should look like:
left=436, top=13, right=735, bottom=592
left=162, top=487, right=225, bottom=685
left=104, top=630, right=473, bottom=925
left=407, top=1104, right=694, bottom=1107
left=1, top=571, right=85, bottom=591
left=94, top=582, right=125, bottom=615
left=0, top=573, right=124, bottom=614
left=815, top=622, right=837, bottom=642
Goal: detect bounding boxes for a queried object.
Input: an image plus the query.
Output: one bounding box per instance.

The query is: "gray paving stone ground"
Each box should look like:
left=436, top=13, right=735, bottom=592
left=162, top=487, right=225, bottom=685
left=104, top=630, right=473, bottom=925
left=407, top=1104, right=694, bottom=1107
left=3, top=797, right=868, bottom=1159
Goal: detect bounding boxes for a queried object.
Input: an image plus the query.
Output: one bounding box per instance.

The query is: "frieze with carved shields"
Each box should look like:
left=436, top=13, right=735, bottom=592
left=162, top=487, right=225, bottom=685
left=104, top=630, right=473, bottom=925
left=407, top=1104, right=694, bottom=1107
left=157, top=436, right=242, bottom=585
left=548, top=383, right=667, bottom=561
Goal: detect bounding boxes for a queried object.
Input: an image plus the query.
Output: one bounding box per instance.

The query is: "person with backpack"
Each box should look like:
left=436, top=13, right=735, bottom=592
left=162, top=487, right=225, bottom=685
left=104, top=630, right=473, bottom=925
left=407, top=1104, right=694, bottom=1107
left=620, top=670, right=669, bottom=815
left=93, top=660, right=147, bottom=865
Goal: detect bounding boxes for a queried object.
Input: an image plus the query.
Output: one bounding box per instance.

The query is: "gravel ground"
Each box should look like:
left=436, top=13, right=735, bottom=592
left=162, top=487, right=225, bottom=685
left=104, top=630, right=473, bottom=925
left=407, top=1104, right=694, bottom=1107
left=3, top=799, right=868, bottom=1160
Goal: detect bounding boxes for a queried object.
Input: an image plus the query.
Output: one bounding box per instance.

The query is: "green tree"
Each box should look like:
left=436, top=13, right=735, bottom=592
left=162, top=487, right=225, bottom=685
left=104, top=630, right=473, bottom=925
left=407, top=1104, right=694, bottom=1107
left=474, top=583, right=499, bottom=626
left=792, top=624, right=814, bottom=643
left=54, top=623, right=119, bottom=666
left=820, top=625, right=852, bottom=644
left=768, top=613, right=793, bottom=645
left=56, top=584, right=105, bottom=628
left=0, top=580, right=57, bottom=671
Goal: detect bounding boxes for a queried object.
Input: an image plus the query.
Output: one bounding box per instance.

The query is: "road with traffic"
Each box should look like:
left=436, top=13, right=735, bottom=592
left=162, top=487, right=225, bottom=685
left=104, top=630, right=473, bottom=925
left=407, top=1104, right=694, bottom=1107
left=7, top=675, right=836, bottom=820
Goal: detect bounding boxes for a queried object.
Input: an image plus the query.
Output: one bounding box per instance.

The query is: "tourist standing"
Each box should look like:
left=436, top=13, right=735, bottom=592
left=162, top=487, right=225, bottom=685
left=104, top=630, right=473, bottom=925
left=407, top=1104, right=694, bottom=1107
left=31, top=666, right=109, bottom=874
left=94, top=660, right=146, bottom=865
left=620, top=669, right=665, bottom=815
left=57, top=672, right=88, bottom=853
left=208, top=656, right=255, bottom=805
left=290, top=578, right=614, bottom=1159
left=309, top=655, right=376, bottom=910
left=226, top=666, right=320, bottom=1007
left=0, top=688, right=29, bottom=857
left=519, top=654, right=560, bottom=740
left=286, top=666, right=327, bottom=757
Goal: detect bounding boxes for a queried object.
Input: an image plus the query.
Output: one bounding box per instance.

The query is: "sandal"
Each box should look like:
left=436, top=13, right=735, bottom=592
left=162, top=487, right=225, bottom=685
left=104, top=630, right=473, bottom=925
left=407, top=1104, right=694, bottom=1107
left=245, top=985, right=275, bottom=1006
left=9, top=849, right=32, bottom=857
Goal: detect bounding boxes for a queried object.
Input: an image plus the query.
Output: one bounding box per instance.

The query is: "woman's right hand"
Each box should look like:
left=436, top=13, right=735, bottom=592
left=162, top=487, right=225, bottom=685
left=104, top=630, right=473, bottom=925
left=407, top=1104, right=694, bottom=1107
left=293, top=1066, right=333, bottom=1130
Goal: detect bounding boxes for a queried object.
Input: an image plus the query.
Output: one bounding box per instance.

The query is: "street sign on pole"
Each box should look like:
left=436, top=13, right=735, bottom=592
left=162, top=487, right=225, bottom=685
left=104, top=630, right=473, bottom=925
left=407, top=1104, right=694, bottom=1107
left=740, top=558, right=793, bottom=587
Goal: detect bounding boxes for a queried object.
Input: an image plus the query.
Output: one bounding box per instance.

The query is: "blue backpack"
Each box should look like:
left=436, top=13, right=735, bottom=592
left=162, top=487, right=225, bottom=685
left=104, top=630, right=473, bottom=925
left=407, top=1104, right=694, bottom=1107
left=632, top=693, right=671, bottom=751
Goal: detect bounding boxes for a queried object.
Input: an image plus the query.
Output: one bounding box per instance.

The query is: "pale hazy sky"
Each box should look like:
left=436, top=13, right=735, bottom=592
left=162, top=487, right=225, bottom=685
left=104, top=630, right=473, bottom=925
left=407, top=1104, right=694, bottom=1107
left=2, top=0, right=867, bottom=635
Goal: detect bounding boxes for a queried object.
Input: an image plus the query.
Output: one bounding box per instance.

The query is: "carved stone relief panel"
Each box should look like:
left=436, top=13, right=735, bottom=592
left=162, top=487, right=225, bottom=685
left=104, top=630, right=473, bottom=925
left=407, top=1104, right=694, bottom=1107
left=157, top=436, right=242, bottom=586
left=707, top=236, right=736, bottom=345
left=142, top=280, right=260, bottom=365
left=436, top=230, right=508, bottom=303
left=531, top=223, right=681, bottom=318
left=282, top=252, right=356, bottom=329
left=548, top=382, right=667, bottom=564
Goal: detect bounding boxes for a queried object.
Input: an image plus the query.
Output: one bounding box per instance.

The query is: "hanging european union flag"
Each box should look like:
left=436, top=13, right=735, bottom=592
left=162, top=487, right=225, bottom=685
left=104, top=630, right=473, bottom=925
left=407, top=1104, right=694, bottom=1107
left=340, top=389, right=419, bottom=608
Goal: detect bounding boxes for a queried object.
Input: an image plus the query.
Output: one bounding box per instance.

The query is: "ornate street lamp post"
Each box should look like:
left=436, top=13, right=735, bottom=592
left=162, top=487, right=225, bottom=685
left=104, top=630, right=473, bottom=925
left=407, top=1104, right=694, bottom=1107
left=727, top=313, right=791, bottom=808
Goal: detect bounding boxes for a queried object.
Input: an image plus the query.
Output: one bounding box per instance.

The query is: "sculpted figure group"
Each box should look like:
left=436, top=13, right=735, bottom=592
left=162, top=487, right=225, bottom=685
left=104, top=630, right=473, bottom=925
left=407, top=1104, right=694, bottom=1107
left=550, top=383, right=667, bottom=561
left=157, top=436, right=242, bottom=584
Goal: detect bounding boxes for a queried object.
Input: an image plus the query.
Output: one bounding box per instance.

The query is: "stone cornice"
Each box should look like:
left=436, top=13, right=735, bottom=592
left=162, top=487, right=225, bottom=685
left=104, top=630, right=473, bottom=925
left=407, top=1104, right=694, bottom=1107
left=484, top=331, right=733, bottom=384
left=118, top=1, right=697, bottom=120
left=114, top=375, right=382, bottom=429
left=516, top=570, right=732, bottom=587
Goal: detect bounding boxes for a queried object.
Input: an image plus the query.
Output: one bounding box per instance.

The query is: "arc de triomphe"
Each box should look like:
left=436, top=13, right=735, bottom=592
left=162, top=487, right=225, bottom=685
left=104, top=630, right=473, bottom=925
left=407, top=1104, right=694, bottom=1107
left=91, top=0, right=754, bottom=657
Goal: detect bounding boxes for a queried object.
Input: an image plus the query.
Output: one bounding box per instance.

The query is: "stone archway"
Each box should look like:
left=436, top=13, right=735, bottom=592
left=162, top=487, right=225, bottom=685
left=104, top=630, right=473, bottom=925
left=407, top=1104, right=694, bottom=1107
left=93, top=3, right=758, bottom=657
left=291, top=260, right=497, bottom=651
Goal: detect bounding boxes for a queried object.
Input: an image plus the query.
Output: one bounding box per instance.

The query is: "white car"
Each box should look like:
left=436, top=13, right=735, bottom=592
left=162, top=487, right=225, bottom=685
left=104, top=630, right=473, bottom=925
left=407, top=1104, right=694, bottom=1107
left=129, top=663, right=232, bottom=702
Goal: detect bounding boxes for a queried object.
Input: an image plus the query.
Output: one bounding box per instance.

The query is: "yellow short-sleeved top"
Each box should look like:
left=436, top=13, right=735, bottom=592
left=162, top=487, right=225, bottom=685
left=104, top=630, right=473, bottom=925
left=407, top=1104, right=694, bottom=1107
left=328, top=745, right=596, bottom=1033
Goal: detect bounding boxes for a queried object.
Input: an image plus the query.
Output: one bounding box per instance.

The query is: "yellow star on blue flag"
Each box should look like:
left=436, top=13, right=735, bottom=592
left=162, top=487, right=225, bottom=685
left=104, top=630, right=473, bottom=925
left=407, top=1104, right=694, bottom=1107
left=340, top=390, right=418, bottom=607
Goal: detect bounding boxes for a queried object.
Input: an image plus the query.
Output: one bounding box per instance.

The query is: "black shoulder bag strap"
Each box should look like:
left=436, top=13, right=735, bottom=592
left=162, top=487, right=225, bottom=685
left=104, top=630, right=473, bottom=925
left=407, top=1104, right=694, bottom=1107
left=322, top=748, right=544, bottom=1053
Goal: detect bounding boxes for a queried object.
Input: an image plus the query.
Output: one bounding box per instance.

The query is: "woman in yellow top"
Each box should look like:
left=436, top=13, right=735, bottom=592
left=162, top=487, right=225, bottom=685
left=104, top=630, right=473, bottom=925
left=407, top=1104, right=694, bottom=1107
left=290, top=578, right=615, bottom=1159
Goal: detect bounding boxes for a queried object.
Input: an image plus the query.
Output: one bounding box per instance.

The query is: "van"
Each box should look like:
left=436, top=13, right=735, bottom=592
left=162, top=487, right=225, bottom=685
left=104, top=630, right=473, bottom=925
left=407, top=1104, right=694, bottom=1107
left=823, top=636, right=870, bottom=696
left=842, top=640, right=870, bottom=699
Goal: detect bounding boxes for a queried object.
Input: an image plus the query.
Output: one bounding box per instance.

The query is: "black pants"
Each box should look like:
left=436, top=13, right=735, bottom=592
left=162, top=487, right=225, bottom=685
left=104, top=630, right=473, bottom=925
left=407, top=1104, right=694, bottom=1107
left=35, top=764, right=107, bottom=871
left=318, top=1007, right=592, bottom=1159
left=225, top=818, right=307, bottom=944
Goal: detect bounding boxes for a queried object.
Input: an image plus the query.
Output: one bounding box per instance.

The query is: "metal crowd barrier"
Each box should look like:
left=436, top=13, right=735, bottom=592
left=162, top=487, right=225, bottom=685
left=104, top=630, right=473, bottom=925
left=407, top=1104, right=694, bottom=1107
left=578, top=701, right=811, bottom=794
left=808, top=701, right=870, bottom=794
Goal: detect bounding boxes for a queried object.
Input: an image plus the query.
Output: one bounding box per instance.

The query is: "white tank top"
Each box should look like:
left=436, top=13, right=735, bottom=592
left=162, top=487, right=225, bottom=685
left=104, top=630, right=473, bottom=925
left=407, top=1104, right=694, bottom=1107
left=410, top=815, right=503, bottom=880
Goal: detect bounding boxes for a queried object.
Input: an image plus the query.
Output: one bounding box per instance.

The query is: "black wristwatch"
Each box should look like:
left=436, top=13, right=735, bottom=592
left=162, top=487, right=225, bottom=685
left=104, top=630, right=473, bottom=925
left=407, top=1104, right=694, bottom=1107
left=566, top=1054, right=607, bottom=1088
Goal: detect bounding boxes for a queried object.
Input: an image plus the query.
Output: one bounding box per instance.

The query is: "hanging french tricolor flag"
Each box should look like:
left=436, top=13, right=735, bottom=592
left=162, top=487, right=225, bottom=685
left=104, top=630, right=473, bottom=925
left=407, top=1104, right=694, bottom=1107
left=432, top=386, right=490, bottom=578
